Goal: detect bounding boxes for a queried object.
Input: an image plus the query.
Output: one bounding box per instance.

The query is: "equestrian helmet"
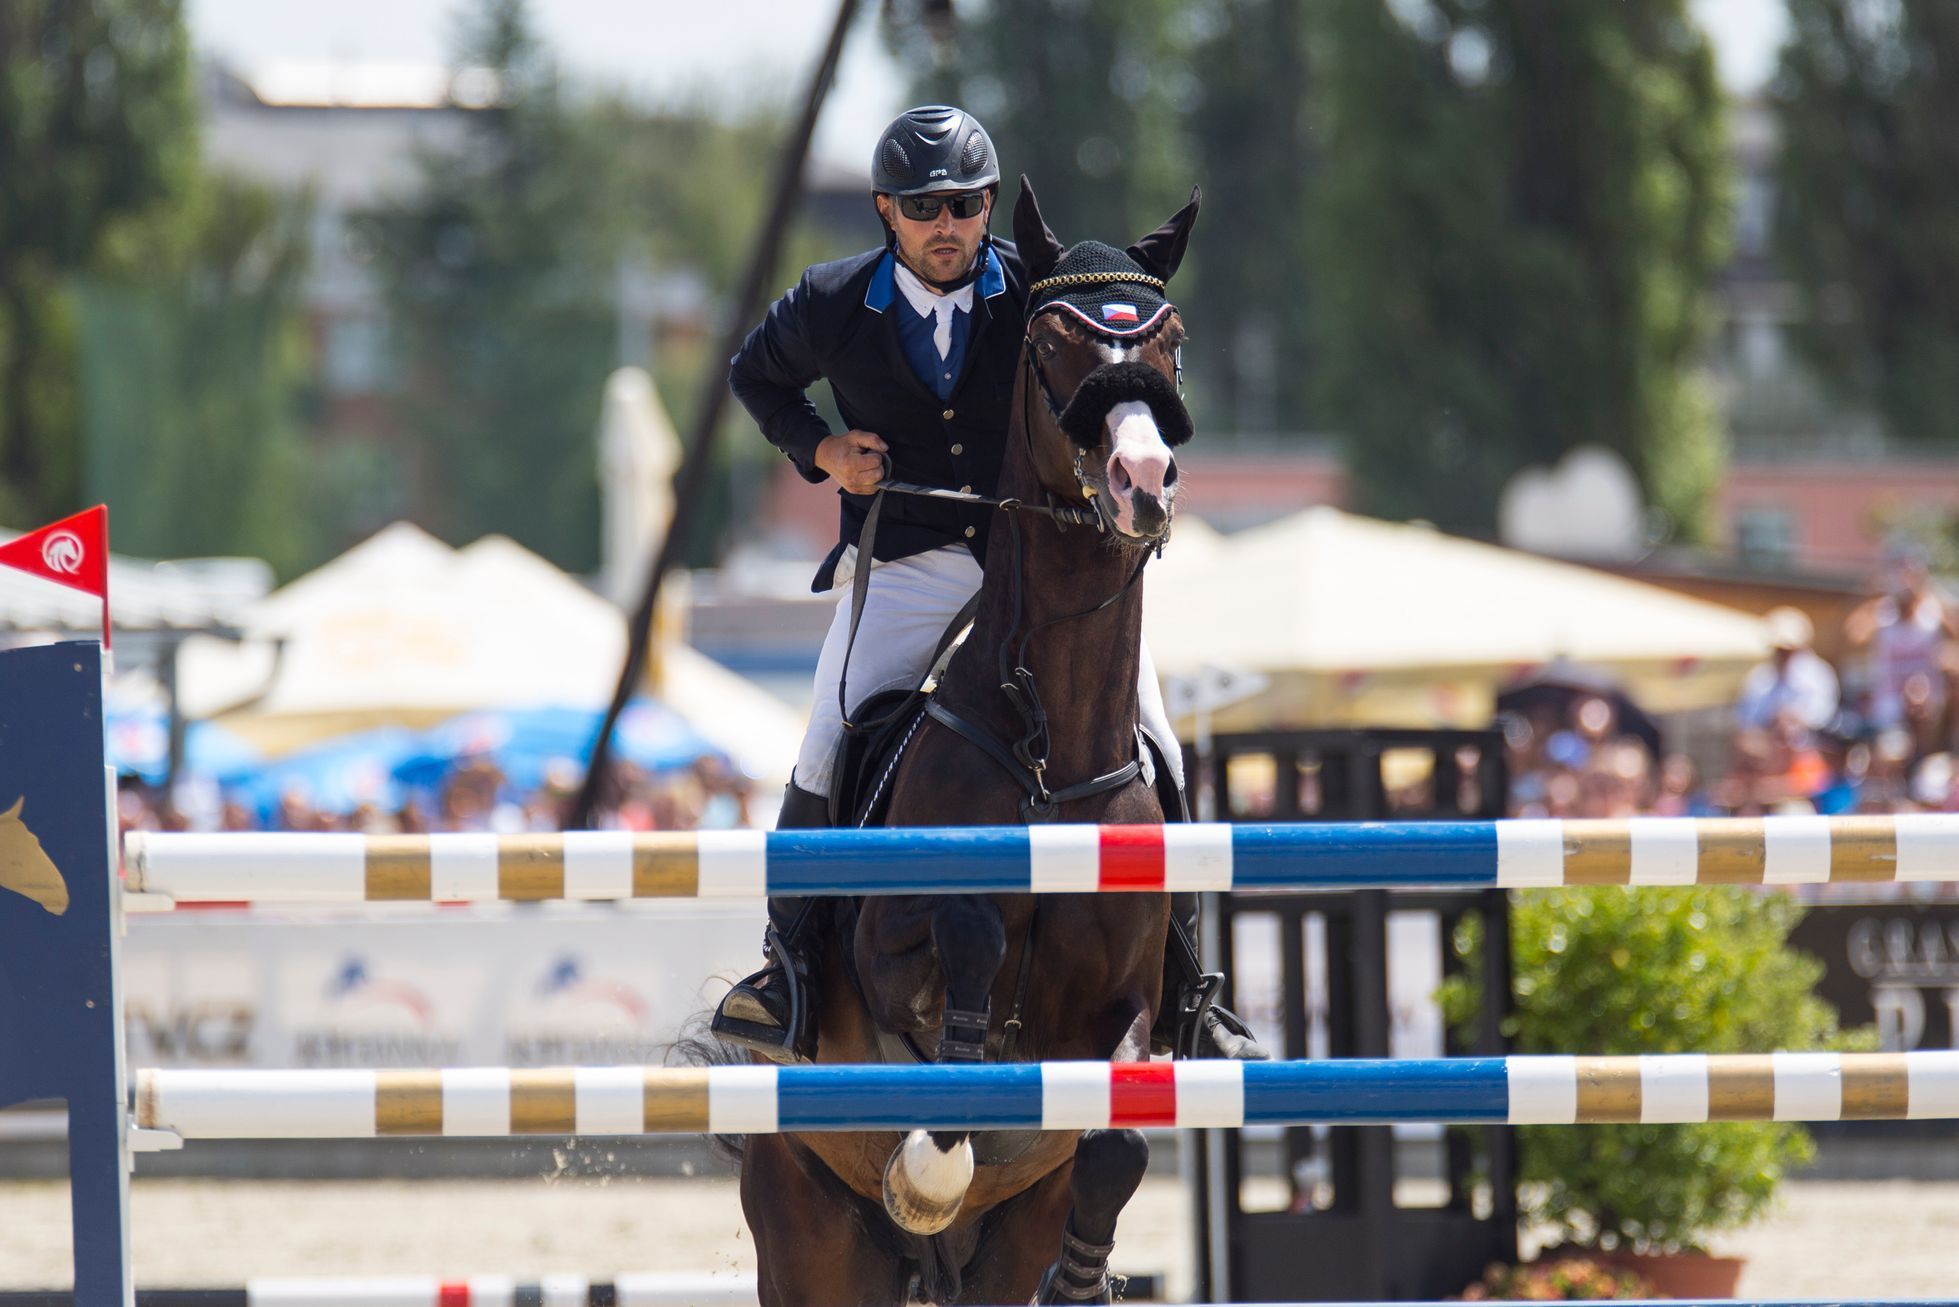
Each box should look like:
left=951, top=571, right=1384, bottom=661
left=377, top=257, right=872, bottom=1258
left=871, top=105, right=999, bottom=196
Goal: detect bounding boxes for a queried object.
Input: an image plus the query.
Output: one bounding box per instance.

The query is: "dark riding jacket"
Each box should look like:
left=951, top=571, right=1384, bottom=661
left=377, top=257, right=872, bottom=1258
left=729, top=239, right=1028, bottom=593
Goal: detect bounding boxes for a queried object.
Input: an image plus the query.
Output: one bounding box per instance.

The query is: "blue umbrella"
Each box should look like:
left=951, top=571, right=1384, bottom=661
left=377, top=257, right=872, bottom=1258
left=222, top=726, right=420, bottom=821
left=395, top=700, right=716, bottom=794
left=104, top=701, right=261, bottom=785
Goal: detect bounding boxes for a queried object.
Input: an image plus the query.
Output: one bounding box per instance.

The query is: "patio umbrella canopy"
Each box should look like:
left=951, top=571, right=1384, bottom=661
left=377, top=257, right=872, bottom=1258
left=174, top=523, right=802, bottom=791
left=1144, top=507, right=1772, bottom=731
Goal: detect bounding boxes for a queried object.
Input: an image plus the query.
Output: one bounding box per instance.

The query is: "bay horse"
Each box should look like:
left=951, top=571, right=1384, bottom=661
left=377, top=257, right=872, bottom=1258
left=737, top=177, right=1200, bottom=1306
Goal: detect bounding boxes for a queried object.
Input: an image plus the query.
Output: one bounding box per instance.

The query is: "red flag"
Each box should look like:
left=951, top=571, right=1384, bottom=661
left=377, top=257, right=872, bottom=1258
left=0, top=505, right=111, bottom=647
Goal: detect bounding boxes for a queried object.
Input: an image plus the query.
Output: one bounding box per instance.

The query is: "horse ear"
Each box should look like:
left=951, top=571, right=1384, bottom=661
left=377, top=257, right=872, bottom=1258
left=1012, top=175, right=1066, bottom=285
left=1126, top=186, right=1201, bottom=283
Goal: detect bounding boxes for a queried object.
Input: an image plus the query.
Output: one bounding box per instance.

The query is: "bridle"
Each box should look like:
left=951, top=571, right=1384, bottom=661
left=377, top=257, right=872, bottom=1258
left=864, top=297, right=1183, bottom=817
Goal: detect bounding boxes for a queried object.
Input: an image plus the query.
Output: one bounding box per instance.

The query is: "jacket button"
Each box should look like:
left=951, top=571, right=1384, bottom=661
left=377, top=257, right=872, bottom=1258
left=942, top=408, right=955, bottom=420
left=950, top=443, right=963, bottom=455
left=964, top=526, right=976, bottom=538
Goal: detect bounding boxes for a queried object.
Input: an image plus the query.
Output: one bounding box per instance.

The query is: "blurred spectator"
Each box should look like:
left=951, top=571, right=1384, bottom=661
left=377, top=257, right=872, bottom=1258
left=1846, top=544, right=1957, bottom=758
left=1735, top=607, right=1839, bottom=734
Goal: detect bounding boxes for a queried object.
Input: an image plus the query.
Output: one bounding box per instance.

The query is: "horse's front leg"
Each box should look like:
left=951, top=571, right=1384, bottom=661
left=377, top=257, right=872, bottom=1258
left=1035, top=1127, right=1151, bottom=1304
left=882, top=894, right=1006, bottom=1237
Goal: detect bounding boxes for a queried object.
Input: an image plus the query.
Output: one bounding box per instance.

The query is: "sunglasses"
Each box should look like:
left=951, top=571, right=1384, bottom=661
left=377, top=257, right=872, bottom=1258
left=896, top=192, right=988, bottom=222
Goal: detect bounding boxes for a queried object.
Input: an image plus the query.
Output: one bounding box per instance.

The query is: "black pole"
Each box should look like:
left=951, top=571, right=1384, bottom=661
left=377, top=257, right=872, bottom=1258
left=570, top=0, right=861, bottom=829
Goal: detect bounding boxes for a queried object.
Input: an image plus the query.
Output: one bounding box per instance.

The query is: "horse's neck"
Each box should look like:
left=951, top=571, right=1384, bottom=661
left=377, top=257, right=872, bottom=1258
left=942, top=419, right=1147, bottom=782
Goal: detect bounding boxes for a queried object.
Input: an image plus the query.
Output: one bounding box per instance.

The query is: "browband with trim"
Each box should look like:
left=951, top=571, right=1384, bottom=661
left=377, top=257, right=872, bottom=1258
left=1027, top=269, right=1167, bottom=296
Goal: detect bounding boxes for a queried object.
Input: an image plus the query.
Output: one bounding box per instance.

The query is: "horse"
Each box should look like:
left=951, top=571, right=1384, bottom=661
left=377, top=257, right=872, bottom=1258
left=736, top=176, right=1201, bottom=1307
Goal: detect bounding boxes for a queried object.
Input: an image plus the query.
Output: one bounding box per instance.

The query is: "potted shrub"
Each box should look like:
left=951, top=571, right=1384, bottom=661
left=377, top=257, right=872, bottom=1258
left=1440, top=886, right=1873, bottom=1297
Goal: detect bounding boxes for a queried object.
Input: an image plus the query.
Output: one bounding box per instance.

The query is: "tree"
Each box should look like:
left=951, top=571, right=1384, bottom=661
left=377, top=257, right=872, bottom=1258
left=1180, top=0, right=1319, bottom=434
left=365, top=0, right=617, bottom=572
left=1307, top=0, right=1731, bottom=538
left=0, top=0, right=195, bottom=525
left=884, top=0, right=1193, bottom=250
left=1774, top=1, right=1959, bottom=445
left=78, top=174, right=316, bottom=573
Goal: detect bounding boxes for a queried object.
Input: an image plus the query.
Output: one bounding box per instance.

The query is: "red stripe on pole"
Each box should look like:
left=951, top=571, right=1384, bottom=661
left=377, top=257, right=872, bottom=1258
left=1109, top=1062, right=1178, bottom=1126
left=438, top=1282, right=470, bottom=1307
left=1098, top=825, right=1165, bottom=891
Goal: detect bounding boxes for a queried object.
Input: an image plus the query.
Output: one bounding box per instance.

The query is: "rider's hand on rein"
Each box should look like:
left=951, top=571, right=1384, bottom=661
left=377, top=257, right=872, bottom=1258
left=817, top=429, right=890, bottom=496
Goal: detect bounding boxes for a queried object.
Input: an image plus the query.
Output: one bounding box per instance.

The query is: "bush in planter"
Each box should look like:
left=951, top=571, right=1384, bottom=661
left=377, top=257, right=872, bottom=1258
left=1439, top=886, right=1873, bottom=1255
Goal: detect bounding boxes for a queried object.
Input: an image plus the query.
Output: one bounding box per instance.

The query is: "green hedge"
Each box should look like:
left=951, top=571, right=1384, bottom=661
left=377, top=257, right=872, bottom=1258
left=1440, top=887, right=1873, bottom=1253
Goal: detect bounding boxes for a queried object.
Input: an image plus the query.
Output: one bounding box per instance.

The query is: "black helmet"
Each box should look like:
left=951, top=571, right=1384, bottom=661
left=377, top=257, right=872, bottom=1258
left=871, top=105, right=999, bottom=196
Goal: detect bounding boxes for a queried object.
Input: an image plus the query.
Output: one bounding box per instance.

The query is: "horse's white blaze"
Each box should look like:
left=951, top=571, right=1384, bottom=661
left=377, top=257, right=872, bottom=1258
left=1098, top=342, right=1141, bottom=365
left=1105, top=400, right=1173, bottom=535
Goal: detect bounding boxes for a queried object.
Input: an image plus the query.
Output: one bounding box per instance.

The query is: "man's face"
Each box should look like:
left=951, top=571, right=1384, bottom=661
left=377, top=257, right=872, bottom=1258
left=877, top=190, right=991, bottom=285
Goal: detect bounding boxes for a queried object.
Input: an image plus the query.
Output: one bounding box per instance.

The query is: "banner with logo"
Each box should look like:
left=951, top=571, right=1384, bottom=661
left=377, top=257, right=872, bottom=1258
left=122, top=903, right=763, bottom=1071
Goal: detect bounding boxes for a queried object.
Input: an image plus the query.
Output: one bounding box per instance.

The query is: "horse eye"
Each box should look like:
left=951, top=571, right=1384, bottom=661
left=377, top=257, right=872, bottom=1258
left=1035, top=338, right=1057, bottom=359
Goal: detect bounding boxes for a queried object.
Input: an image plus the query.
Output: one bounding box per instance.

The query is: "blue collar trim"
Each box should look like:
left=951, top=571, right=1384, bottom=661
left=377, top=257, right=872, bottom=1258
left=865, top=246, right=1002, bottom=312
left=978, top=244, right=1006, bottom=299
left=864, top=251, right=896, bottom=314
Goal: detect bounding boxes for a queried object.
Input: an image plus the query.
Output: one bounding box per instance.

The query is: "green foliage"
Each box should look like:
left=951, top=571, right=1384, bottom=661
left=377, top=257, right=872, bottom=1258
left=1773, top=1, right=1959, bottom=444
left=884, top=0, right=1194, bottom=248
left=0, top=0, right=196, bottom=524
left=1439, top=888, right=1871, bottom=1253
left=1306, top=0, right=1731, bottom=538
left=1180, top=0, right=1319, bottom=433
left=76, top=174, right=317, bottom=574
left=363, top=0, right=616, bottom=573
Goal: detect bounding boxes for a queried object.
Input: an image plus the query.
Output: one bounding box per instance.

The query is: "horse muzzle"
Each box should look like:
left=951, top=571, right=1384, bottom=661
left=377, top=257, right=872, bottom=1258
left=1104, top=401, right=1177, bottom=540
left=1056, top=362, right=1188, bottom=543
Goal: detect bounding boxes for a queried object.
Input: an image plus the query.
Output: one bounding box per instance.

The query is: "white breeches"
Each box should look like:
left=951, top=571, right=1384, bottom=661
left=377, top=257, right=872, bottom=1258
left=794, top=546, right=1184, bottom=798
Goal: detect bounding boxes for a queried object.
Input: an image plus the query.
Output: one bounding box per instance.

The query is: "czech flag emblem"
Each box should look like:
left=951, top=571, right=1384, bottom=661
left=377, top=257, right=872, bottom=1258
left=1101, top=303, right=1140, bottom=324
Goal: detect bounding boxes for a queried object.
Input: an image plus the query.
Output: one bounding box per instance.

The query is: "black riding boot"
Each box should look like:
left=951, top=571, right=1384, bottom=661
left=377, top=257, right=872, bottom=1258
left=710, top=781, right=830, bottom=1065
left=1148, top=770, right=1269, bottom=1060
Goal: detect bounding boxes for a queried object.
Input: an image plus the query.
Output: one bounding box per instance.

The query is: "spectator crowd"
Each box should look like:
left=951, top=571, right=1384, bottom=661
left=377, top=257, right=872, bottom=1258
left=117, top=752, right=758, bottom=836
left=1507, top=546, right=1959, bottom=821
left=118, top=547, right=1959, bottom=836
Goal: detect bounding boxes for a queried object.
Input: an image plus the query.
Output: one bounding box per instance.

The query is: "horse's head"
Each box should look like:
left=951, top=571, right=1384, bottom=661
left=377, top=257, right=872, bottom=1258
left=1011, top=177, right=1199, bottom=545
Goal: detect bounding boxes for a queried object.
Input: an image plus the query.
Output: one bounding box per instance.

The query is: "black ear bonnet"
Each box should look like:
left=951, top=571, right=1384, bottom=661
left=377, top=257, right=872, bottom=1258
left=1026, top=241, right=1173, bottom=338
left=1058, top=361, right=1193, bottom=448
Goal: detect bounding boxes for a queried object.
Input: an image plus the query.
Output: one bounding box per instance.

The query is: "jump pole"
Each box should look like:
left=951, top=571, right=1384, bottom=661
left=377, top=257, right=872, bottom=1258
left=131, top=1052, right=1959, bottom=1141
left=125, top=813, right=1959, bottom=904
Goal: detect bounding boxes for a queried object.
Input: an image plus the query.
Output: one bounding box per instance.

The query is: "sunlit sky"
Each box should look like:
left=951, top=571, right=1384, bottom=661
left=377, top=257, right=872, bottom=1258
left=186, top=0, right=1789, bottom=174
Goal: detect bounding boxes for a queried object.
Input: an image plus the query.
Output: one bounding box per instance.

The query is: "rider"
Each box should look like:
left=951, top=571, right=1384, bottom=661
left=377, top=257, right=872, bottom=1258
left=712, top=105, right=1265, bottom=1066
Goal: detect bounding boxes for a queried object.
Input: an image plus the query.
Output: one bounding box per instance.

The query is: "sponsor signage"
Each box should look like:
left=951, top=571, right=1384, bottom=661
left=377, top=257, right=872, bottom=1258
left=122, top=904, right=763, bottom=1070
left=1790, top=902, right=1959, bottom=1051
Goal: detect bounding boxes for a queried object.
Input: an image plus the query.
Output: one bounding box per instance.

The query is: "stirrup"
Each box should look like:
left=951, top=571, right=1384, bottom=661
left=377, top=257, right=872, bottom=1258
left=710, top=926, right=815, bottom=1065
left=1172, top=971, right=1270, bottom=1061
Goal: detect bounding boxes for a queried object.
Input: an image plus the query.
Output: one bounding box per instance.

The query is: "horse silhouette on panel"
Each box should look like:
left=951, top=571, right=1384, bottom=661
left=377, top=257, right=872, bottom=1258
left=736, top=179, right=1201, bottom=1307
left=0, top=642, right=132, bottom=1304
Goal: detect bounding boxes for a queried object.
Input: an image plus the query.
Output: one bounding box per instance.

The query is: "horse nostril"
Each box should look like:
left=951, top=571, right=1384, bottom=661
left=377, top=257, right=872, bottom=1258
left=1163, top=459, right=1179, bottom=488
left=1107, top=457, right=1133, bottom=496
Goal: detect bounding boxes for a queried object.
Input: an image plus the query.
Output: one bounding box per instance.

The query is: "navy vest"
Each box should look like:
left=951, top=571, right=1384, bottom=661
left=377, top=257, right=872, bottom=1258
left=894, top=289, right=973, bottom=401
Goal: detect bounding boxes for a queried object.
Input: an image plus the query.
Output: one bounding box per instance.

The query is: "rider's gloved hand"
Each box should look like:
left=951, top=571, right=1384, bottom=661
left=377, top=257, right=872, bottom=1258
left=815, top=429, right=889, bottom=496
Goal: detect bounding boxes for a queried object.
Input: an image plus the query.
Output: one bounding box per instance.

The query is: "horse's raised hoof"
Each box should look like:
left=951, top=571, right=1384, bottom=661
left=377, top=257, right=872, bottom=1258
left=881, top=1128, right=973, bottom=1235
